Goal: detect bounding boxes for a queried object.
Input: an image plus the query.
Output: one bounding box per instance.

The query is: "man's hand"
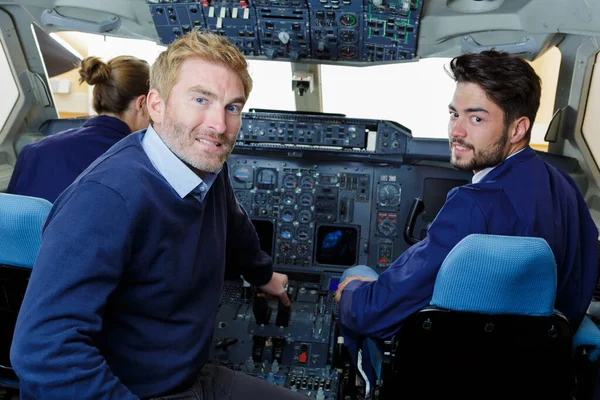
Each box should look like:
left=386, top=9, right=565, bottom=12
left=258, top=272, right=291, bottom=306
left=335, top=276, right=376, bottom=304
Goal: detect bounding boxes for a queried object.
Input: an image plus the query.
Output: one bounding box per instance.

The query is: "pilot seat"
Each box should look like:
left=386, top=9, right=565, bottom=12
left=0, top=193, right=52, bottom=396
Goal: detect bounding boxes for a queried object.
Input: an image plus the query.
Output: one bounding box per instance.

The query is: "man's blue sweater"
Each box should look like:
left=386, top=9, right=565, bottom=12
left=11, top=132, right=273, bottom=399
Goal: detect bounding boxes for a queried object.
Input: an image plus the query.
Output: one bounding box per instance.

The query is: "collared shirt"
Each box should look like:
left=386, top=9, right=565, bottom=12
left=141, top=125, right=217, bottom=203
left=472, top=148, right=526, bottom=184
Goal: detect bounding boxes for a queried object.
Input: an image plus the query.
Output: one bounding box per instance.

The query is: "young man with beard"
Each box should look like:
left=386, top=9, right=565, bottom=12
left=11, top=32, right=305, bottom=400
left=335, top=50, right=598, bottom=343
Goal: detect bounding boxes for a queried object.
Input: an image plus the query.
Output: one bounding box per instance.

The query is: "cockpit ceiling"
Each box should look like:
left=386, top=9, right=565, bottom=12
left=2, top=0, right=600, bottom=63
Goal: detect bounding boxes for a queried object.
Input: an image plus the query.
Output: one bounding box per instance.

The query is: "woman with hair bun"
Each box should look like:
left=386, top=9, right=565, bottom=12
left=7, top=55, right=150, bottom=202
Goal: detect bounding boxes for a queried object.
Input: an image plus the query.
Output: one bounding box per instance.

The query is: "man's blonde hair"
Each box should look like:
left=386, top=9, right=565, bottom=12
left=150, top=31, right=252, bottom=102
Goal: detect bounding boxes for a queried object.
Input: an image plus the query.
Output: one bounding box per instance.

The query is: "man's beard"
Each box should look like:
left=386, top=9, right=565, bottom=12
left=163, top=117, right=235, bottom=174
left=450, top=128, right=508, bottom=172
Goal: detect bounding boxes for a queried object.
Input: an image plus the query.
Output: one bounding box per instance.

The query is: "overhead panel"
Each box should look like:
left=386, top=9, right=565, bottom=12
left=146, top=0, right=424, bottom=64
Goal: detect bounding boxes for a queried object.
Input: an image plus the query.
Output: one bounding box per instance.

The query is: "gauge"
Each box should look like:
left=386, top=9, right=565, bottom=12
left=231, top=166, right=254, bottom=189
left=283, top=174, right=298, bottom=189
left=377, top=219, right=397, bottom=237
left=378, top=184, right=401, bottom=207
left=339, top=45, right=357, bottom=59
left=254, top=192, right=269, bottom=206
left=340, top=14, right=357, bottom=27
left=297, top=226, right=312, bottom=241
left=298, top=209, right=312, bottom=223
left=300, top=176, right=315, bottom=190
left=282, top=192, right=296, bottom=206
left=280, top=226, right=294, bottom=240
left=279, top=241, right=292, bottom=255
left=256, top=168, right=277, bottom=190
left=377, top=214, right=398, bottom=237
left=296, top=243, right=310, bottom=257
left=340, top=30, right=356, bottom=43
left=299, top=193, right=313, bottom=207
left=281, top=208, right=295, bottom=223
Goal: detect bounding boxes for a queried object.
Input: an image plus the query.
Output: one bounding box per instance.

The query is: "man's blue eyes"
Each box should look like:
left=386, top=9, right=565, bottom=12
left=194, top=98, right=240, bottom=112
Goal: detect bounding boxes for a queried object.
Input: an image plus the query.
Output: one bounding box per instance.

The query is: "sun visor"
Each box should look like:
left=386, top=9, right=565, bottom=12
left=33, top=24, right=81, bottom=78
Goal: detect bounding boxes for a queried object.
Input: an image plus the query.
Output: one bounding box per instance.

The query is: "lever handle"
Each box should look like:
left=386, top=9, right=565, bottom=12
left=41, top=8, right=121, bottom=34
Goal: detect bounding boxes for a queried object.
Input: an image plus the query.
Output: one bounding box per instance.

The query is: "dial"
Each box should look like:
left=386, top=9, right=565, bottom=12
left=297, top=226, right=312, bottom=241
left=296, top=243, right=310, bottom=257
left=281, top=208, right=295, bottom=223
left=339, top=14, right=357, bottom=27
left=254, top=192, right=269, bottom=206
left=298, top=209, right=312, bottom=223
left=377, top=219, right=396, bottom=237
left=339, top=45, right=357, bottom=59
left=231, top=166, right=254, bottom=189
left=377, top=214, right=398, bottom=237
left=282, top=192, right=296, bottom=205
left=340, top=30, right=356, bottom=43
left=279, top=241, right=292, bottom=255
left=256, top=168, right=277, bottom=190
left=280, top=226, right=294, bottom=240
left=378, top=184, right=401, bottom=207
left=283, top=174, right=298, bottom=189
left=300, top=176, right=315, bottom=190
left=299, top=193, right=313, bottom=207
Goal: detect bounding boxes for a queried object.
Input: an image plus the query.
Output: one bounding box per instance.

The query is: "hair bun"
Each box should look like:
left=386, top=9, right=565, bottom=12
left=78, top=56, right=111, bottom=85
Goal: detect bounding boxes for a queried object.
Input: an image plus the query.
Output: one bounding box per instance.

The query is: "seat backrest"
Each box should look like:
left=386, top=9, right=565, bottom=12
left=0, top=193, right=52, bottom=268
left=0, top=193, right=52, bottom=384
left=380, top=234, right=574, bottom=400
left=431, top=234, right=557, bottom=316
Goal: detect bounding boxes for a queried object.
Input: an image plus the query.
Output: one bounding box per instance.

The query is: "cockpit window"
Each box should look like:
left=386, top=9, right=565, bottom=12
left=529, top=47, right=561, bottom=152
left=321, top=58, right=455, bottom=139
left=82, top=33, right=296, bottom=114
left=322, top=48, right=561, bottom=145
left=46, top=33, right=560, bottom=149
left=582, top=52, right=600, bottom=167
left=0, top=40, right=19, bottom=133
left=244, top=59, right=296, bottom=112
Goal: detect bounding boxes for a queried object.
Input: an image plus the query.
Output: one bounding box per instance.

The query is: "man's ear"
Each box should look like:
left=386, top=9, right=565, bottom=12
left=509, top=116, right=530, bottom=144
left=147, top=89, right=164, bottom=126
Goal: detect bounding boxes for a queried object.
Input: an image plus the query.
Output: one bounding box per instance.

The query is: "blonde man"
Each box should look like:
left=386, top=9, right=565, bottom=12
left=11, top=32, right=304, bottom=400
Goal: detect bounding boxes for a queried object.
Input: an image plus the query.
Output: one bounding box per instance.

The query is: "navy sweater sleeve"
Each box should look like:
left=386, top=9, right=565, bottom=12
left=224, top=168, right=273, bottom=286
left=10, top=181, right=139, bottom=400
left=338, top=188, right=488, bottom=339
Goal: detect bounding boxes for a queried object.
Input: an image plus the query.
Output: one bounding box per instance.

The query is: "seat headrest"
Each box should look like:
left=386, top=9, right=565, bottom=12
left=431, top=234, right=557, bottom=316
left=0, top=193, right=52, bottom=268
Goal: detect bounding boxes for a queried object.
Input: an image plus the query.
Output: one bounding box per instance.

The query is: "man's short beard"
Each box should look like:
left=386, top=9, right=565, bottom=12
left=161, top=116, right=234, bottom=174
left=450, top=127, right=508, bottom=171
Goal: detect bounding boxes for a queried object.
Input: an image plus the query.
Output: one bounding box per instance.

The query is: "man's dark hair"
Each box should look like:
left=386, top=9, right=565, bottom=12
left=447, top=50, right=542, bottom=142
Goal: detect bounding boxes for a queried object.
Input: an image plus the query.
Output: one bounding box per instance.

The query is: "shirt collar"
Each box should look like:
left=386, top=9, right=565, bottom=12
left=142, top=125, right=205, bottom=199
left=472, top=148, right=526, bottom=184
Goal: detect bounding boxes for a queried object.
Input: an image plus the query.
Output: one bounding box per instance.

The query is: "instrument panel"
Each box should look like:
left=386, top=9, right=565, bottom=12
left=146, top=0, right=424, bottom=64
left=216, top=108, right=468, bottom=398
left=228, top=154, right=469, bottom=272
